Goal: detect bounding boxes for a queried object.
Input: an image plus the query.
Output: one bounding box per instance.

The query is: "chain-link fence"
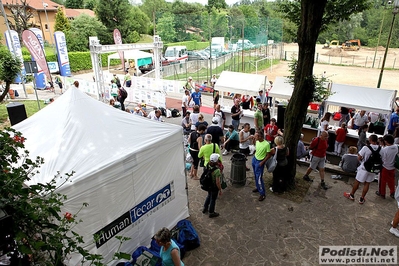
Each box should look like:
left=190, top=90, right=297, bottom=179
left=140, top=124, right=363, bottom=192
left=284, top=49, right=399, bottom=70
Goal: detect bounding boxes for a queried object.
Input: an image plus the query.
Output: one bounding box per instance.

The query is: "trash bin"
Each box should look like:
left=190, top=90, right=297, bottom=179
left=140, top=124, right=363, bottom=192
left=230, top=153, right=247, bottom=186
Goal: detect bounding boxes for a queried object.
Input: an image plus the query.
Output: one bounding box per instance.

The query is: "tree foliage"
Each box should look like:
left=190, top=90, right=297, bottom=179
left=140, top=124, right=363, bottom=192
left=280, top=0, right=370, bottom=188
left=96, top=0, right=137, bottom=43
left=65, top=14, right=110, bottom=51
left=0, top=48, right=21, bottom=102
left=54, top=7, right=71, bottom=33
left=65, top=0, right=84, bottom=9
left=0, top=128, right=131, bottom=265
left=157, top=13, right=177, bottom=43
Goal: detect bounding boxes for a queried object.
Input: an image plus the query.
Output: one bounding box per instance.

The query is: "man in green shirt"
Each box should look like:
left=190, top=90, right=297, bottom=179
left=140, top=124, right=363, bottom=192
left=251, top=130, right=270, bottom=201
left=198, top=134, right=222, bottom=167
left=253, top=103, right=264, bottom=131
left=123, top=70, right=132, bottom=88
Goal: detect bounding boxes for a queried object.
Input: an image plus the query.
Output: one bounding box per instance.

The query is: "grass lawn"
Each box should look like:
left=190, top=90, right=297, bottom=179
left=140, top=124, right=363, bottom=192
left=0, top=100, right=46, bottom=130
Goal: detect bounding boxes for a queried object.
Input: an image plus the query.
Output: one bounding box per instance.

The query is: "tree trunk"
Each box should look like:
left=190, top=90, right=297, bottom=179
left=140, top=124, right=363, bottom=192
left=0, top=82, right=10, bottom=102
left=284, top=0, right=328, bottom=188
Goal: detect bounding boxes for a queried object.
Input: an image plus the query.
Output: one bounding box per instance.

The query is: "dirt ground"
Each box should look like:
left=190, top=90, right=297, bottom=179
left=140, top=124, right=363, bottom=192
left=259, top=43, right=399, bottom=90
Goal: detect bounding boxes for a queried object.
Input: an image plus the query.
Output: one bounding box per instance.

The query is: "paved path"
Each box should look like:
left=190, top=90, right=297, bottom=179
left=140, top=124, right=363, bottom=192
left=6, top=79, right=399, bottom=265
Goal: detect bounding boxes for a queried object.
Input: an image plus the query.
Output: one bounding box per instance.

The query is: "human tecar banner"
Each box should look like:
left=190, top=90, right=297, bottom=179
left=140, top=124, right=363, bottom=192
left=24, top=28, right=50, bottom=89
left=4, top=30, right=26, bottom=83
left=54, top=31, right=71, bottom=76
left=113, top=29, right=125, bottom=68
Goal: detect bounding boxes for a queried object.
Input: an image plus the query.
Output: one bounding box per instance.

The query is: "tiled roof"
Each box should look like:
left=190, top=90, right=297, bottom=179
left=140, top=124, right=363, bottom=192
left=3, top=0, right=60, bottom=11
left=65, top=8, right=95, bottom=18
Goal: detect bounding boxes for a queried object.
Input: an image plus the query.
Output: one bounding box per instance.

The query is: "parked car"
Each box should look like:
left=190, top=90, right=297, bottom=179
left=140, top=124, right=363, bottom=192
left=139, top=57, right=171, bottom=73
left=187, top=51, right=207, bottom=61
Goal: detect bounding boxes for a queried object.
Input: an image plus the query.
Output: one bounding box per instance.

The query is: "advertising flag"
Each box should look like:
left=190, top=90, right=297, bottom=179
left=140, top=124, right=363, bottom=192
left=113, top=29, right=125, bottom=68
left=4, top=30, right=26, bottom=83
left=22, top=29, right=51, bottom=89
left=54, top=31, right=71, bottom=76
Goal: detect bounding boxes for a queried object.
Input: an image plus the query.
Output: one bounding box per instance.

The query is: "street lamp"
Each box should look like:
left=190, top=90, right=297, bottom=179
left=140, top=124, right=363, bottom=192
left=226, top=15, right=232, bottom=45
left=42, top=1, right=54, bottom=47
left=377, top=0, right=399, bottom=88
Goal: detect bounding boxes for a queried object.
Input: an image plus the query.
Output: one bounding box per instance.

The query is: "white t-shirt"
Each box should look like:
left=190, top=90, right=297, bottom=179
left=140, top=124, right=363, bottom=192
left=320, top=120, right=329, bottom=132
left=381, top=145, right=398, bottom=170
left=182, top=94, right=189, bottom=108
left=356, top=144, right=380, bottom=183
left=190, top=113, right=199, bottom=130
left=214, top=110, right=224, bottom=129
left=353, top=113, right=368, bottom=127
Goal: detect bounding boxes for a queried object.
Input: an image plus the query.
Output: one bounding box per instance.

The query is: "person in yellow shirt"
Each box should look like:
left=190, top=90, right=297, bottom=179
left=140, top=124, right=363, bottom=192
left=251, top=130, right=270, bottom=201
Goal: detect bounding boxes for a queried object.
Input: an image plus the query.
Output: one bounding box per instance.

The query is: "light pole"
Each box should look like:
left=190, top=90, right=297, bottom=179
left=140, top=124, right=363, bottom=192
left=42, top=1, right=55, bottom=48
left=226, top=15, right=232, bottom=45
left=241, top=19, right=245, bottom=72
left=377, top=0, right=399, bottom=88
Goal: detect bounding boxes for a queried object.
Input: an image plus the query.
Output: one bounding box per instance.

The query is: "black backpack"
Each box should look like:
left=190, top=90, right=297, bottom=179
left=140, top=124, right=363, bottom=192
left=170, top=108, right=181, bottom=117
left=158, top=107, right=167, bottom=117
left=364, top=146, right=382, bottom=173
left=119, top=87, right=128, bottom=99
left=200, top=165, right=217, bottom=191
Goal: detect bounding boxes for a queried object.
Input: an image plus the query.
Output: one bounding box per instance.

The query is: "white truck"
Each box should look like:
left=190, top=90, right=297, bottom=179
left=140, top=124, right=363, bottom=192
left=211, top=37, right=226, bottom=55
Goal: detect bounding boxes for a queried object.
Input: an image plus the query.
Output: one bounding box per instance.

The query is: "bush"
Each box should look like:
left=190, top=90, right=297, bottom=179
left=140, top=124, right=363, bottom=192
left=22, top=52, right=119, bottom=73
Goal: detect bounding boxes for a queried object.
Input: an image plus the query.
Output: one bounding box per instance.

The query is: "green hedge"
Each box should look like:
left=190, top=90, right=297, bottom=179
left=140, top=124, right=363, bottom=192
left=22, top=52, right=119, bottom=73
left=164, top=41, right=209, bottom=51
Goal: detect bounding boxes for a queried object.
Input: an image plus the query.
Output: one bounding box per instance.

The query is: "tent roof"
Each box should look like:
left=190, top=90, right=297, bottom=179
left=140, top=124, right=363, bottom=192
left=214, top=71, right=267, bottom=95
left=269, top=77, right=293, bottom=99
left=13, top=88, right=181, bottom=187
left=326, top=83, right=397, bottom=114
left=108, top=50, right=153, bottom=61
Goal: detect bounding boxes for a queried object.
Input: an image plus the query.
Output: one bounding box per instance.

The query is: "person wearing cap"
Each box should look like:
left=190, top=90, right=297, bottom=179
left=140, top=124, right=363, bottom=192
left=191, top=87, right=202, bottom=112
left=206, top=117, right=224, bottom=146
left=133, top=107, right=145, bottom=117
left=185, top=77, right=195, bottom=92
left=198, top=134, right=222, bottom=167
left=222, top=125, right=239, bottom=155
left=231, top=98, right=242, bottom=131
left=112, top=73, right=121, bottom=87
left=202, top=153, right=222, bottom=218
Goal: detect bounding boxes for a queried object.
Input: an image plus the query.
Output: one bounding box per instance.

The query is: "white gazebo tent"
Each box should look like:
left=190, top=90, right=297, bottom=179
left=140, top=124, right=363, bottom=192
left=13, top=88, right=189, bottom=265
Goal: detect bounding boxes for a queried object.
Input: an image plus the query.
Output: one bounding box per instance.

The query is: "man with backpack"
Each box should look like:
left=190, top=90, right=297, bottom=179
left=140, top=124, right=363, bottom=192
left=117, top=86, right=128, bottom=111
left=201, top=153, right=222, bottom=218
left=302, top=131, right=329, bottom=190
left=344, top=134, right=381, bottom=204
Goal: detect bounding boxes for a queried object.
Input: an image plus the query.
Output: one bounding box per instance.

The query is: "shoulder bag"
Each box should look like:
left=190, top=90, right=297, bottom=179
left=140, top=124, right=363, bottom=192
left=266, top=148, right=278, bottom=173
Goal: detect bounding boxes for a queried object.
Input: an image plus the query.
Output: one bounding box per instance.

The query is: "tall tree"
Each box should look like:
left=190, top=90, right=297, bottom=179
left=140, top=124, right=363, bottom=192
left=4, top=0, right=35, bottom=39
left=96, top=0, right=134, bottom=43
left=279, top=0, right=370, bottom=188
left=207, top=0, right=227, bottom=11
left=54, top=7, right=71, bottom=32
left=157, top=13, right=176, bottom=42
left=65, top=14, right=109, bottom=51
left=65, top=0, right=84, bottom=9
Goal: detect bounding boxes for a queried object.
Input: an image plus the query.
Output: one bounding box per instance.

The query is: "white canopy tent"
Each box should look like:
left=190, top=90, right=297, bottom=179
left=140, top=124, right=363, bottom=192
left=326, top=83, right=397, bottom=114
left=268, top=76, right=293, bottom=100
left=107, top=50, right=153, bottom=69
left=214, top=71, right=268, bottom=95
left=13, top=88, right=189, bottom=265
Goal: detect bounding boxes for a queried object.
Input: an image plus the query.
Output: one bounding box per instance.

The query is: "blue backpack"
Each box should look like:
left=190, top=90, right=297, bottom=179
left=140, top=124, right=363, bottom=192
left=131, top=246, right=161, bottom=266
left=175, top=219, right=200, bottom=251
left=150, top=237, right=186, bottom=259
